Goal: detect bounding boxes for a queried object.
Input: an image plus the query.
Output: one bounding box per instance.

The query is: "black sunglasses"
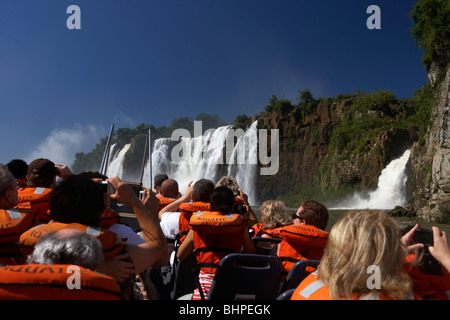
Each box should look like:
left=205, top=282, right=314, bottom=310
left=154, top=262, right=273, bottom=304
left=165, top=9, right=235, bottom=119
left=292, top=213, right=306, bottom=223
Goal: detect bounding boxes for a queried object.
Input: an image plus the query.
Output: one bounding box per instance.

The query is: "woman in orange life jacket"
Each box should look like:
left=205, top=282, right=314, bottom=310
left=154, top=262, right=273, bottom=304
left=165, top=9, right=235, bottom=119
left=250, top=200, right=292, bottom=238
left=215, top=175, right=259, bottom=225
left=177, top=186, right=255, bottom=300
left=142, top=179, right=214, bottom=299
left=291, top=210, right=450, bottom=300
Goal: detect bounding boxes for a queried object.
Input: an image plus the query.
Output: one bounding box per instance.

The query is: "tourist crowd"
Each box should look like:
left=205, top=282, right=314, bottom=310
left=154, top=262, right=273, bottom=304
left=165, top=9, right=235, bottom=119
left=0, top=158, right=450, bottom=300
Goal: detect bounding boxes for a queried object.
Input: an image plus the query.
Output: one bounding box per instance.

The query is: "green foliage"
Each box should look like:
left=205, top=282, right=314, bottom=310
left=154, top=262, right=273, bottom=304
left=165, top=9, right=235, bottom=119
left=297, top=89, right=314, bottom=104
left=410, top=0, right=450, bottom=71
left=264, top=95, right=294, bottom=116
left=233, top=114, right=251, bottom=130
left=327, top=88, right=430, bottom=157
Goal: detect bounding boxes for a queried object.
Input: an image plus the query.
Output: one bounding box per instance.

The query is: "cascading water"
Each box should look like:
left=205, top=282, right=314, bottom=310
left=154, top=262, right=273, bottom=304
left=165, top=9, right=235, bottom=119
left=106, top=143, right=130, bottom=180
left=227, top=121, right=259, bottom=205
left=139, top=122, right=260, bottom=205
left=333, top=149, right=411, bottom=210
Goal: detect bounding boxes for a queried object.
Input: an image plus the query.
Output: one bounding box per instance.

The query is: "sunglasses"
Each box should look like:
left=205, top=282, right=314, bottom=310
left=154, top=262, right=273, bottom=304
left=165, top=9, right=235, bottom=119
left=292, top=213, right=307, bottom=223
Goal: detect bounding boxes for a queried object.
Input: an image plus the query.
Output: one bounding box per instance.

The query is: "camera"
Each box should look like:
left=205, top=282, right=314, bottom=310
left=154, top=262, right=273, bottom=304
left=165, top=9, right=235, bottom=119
left=415, top=228, right=433, bottom=247
left=414, top=228, right=444, bottom=276
left=100, top=181, right=114, bottom=194
left=233, top=202, right=247, bottom=215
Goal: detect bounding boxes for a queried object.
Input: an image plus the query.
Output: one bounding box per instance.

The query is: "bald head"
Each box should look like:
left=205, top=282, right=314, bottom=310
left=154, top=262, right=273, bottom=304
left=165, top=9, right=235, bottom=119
left=160, top=179, right=179, bottom=198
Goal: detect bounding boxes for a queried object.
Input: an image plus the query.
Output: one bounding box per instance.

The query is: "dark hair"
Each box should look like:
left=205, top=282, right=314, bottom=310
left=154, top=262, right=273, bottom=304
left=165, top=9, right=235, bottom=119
left=210, top=186, right=235, bottom=214
left=49, top=175, right=105, bottom=226
left=6, top=159, right=28, bottom=180
left=160, top=179, right=179, bottom=198
left=77, top=171, right=108, bottom=180
left=154, top=173, right=169, bottom=187
left=192, top=179, right=214, bottom=202
left=299, top=200, right=329, bottom=230
left=27, top=158, right=57, bottom=188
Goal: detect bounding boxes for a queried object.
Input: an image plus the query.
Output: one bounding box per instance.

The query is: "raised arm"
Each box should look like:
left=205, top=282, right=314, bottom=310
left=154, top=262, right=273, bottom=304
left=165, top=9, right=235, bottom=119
left=158, top=181, right=194, bottom=219
left=106, top=177, right=168, bottom=273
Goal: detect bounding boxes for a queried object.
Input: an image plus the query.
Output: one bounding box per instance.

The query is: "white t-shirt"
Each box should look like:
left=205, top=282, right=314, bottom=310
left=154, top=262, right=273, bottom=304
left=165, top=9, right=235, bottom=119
left=159, top=211, right=182, bottom=240
left=108, top=223, right=145, bottom=245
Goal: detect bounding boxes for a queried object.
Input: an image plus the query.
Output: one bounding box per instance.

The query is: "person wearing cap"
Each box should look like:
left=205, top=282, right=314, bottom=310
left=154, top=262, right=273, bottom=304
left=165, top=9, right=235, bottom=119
left=15, top=158, right=72, bottom=223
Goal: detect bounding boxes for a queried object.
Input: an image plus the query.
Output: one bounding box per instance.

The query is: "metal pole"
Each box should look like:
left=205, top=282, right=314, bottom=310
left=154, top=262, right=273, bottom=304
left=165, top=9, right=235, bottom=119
left=148, top=129, right=152, bottom=189
left=100, top=124, right=114, bottom=175
left=139, top=131, right=149, bottom=186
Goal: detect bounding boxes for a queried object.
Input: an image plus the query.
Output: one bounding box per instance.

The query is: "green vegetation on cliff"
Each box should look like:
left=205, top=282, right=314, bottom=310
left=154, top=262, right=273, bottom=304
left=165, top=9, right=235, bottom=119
left=410, top=0, right=450, bottom=72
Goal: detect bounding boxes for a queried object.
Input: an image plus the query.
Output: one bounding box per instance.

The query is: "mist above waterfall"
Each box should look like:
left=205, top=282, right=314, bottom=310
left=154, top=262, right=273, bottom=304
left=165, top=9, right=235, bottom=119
left=333, top=149, right=411, bottom=210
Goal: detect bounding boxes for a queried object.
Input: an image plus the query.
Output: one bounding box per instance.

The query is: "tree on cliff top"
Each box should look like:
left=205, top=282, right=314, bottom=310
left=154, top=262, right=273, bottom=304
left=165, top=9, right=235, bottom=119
left=410, top=0, right=450, bottom=72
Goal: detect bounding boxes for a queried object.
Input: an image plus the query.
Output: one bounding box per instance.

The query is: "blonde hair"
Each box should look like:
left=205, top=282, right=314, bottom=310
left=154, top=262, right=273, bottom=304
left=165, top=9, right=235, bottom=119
left=259, top=200, right=292, bottom=229
left=318, top=210, right=412, bottom=300
left=216, top=176, right=239, bottom=195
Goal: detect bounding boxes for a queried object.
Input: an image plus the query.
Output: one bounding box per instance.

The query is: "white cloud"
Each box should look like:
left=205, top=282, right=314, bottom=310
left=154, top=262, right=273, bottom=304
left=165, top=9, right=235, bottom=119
left=25, top=124, right=106, bottom=168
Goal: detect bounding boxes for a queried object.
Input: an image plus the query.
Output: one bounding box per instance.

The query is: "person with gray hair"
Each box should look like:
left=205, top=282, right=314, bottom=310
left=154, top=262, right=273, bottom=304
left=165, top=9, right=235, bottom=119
left=28, top=229, right=104, bottom=271
left=0, top=163, right=19, bottom=209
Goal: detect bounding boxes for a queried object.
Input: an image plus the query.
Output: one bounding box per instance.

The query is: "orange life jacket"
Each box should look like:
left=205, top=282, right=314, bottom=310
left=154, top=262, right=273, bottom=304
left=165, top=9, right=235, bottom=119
left=16, top=187, right=53, bottom=222
left=274, top=224, right=328, bottom=277
left=99, top=208, right=121, bottom=229
left=156, top=195, right=177, bottom=212
left=0, top=208, right=39, bottom=244
left=177, top=201, right=211, bottom=244
left=15, top=179, right=27, bottom=188
left=249, top=223, right=281, bottom=238
left=291, top=271, right=416, bottom=300
left=19, top=222, right=124, bottom=259
left=0, top=264, right=121, bottom=300
left=403, top=253, right=450, bottom=300
left=190, top=211, right=247, bottom=274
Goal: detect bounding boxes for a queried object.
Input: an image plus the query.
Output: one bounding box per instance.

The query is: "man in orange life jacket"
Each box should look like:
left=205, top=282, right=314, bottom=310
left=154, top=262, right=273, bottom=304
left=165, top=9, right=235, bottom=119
left=156, top=179, right=181, bottom=212
left=159, top=179, right=215, bottom=248
left=274, top=199, right=329, bottom=278
left=0, top=163, right=41, bottom=265
left=15, top=158, right=72, bottom=222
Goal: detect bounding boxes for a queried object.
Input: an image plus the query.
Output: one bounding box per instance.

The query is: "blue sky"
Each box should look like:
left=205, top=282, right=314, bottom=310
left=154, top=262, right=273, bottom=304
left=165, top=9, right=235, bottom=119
left=0, top=0, right=427, bottom=167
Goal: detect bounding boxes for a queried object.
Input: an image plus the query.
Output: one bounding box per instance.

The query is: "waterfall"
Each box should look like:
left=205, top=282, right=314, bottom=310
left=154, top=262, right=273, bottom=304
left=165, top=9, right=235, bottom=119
left=106, top=143, right=130, bottom=180
left=227, top=121, right=259, bottom=205
left=138, top=122, right=260, bottom=205
left=333, top=149, right=411, bottom=210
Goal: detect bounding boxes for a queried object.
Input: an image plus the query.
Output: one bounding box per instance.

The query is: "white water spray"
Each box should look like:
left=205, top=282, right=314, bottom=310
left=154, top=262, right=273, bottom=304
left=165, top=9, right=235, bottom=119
left=333, top=149, right=411, bottom=210
left=138, top=122, right=260, bottom=205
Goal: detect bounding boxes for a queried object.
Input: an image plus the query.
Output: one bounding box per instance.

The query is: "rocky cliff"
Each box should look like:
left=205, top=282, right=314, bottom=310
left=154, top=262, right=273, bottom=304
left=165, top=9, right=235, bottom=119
left=256, top=92, right=421, bottom=207
left=406, top=66, right=450, bottom=223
